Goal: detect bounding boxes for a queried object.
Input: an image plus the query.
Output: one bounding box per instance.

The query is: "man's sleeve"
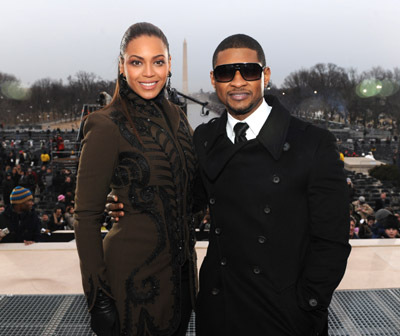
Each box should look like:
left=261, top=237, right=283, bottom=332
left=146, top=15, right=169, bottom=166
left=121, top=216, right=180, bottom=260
left=297, top=130, right=351, bottom=311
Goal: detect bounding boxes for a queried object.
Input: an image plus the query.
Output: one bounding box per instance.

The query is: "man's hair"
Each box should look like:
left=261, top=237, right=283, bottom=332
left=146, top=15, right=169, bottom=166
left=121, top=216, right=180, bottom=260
left=212, top=34, right=266, bottom=68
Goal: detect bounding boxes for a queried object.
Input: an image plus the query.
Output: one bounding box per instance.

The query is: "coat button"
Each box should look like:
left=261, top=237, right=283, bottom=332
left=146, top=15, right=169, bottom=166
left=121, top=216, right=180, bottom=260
left=215, top=228, right=221, bottom=235
left=272, top=175, right=280, bottom=184
left=283, top=142, right=290, bottom=151
left=211, top=288, right=220, bottom=295
left=209, top=198, right=216, bottom=205
left=204, top=141, right=208, bottom=148
left=258, top=236, right=266, bottom=244
left=309, top=298, right=318, bottom=307
left=220, top=258, right=227, bottom=266
left=264, top=206, right=271, bottom=214
left=253, top=266, right=261, bottom=275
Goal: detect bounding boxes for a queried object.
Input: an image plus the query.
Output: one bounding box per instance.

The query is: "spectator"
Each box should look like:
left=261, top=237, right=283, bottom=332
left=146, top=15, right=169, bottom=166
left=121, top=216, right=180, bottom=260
left=48, top=207, right=66, bottom=231
left=61, top=176, right=74, bottom=196
left=372, top=208, right=392, bottom=238
left=0, top=186, right=41, bottom=244
left=18, top=168, right=36, bottom=194
left=349, top=217, right=359, bottom=239
left=40, top=212, right=51, bottom=231
left=346, top=177, right=355, bottom=201
left=64, top=205, right=75, bottom=230
left=358, top=216, right=373, bottom=239
left=381, top=215, right=400, bottom=238
left=352, top=196, right=374, bottom=220
left=2, top=172, right=15, bottom=205
left=43, top=167, right=53, bottom=195
left=37, top=165, right=47, bottom=194
left=40, top=150, right=50, bottom=166
left=375, top=192, right=390, bottom=212
left=55, top=194, right=66, bottom=213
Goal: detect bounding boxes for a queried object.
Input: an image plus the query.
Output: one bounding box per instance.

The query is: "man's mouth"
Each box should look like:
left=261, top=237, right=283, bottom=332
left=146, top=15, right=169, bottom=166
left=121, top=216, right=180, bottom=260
left=229, top=92, right=250, bottom=101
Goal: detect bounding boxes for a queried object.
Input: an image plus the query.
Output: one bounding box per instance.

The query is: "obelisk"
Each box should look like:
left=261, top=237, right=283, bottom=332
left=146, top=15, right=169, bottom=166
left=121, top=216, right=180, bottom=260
left=182, top=39, right=189, bottom=94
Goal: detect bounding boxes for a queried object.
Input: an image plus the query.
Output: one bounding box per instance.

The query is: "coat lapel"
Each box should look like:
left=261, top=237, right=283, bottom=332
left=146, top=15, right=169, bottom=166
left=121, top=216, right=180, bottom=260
left=257, top=95, right=292, bottom=161
left=202, top=96, right=292, bottom=181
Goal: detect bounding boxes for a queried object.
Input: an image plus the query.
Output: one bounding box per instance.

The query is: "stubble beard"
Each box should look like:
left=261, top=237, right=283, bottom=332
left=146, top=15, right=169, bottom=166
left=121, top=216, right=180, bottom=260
left=226, top=96, right=263, bottom=116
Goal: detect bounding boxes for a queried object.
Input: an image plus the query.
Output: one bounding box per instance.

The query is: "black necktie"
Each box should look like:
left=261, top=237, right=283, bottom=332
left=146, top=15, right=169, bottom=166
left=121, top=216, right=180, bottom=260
left=234, top=122, right=249, bottom=144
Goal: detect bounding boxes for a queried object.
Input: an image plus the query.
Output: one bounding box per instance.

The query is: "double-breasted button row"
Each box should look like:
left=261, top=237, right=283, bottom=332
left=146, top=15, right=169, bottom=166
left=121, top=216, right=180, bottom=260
left=264, top=206, right=271, bottom=214
left=209, top=198, right=216, bottom=205
left=215, top=227, right=221, bottom=235
left=258, top=236, right=266, bottom=244
left=211, top=288, right=220, bottom=295
left=283, top=142, right=290, bottom=151
left=272, top=175, right=280, bottom=184
left=309, top=298, right=318, bottom=307
left=220, top=257, right=227, bottom=266
left=253, top=266, right=261, bottom=275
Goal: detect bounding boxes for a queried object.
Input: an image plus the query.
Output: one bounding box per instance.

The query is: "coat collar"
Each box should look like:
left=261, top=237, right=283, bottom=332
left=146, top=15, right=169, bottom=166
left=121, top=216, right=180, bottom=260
left=202, top=95, right=291, bottom=180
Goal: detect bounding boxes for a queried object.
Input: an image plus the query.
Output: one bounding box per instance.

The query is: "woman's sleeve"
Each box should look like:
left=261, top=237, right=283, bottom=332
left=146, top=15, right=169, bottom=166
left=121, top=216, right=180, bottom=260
left=74, top=112, right=119, bottom=310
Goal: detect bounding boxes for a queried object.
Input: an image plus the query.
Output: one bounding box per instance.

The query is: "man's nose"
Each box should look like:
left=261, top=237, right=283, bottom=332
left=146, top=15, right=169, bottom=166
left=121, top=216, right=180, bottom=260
left=230, top=70, right=246, bottom=87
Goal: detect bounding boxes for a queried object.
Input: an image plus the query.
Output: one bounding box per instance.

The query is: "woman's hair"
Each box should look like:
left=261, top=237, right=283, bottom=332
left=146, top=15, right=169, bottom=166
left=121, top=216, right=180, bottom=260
left=104, top=22, right=169, bottom=138
left=119, top=22, right=169, bottom=59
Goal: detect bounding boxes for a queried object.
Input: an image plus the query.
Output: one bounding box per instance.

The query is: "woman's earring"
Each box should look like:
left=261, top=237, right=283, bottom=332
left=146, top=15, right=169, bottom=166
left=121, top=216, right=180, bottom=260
left=119, top=73, right=127, bottom=82
left=166, top=72, right=172, bottom=93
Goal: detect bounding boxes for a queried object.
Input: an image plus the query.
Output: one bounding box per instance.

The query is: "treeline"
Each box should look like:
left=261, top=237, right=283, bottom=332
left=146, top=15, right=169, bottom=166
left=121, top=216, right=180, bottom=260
left=1, top=64, right=400, bottom=129
left=275, top=64, right=400, bottom=129
left=0, top=71, right=115, bottom=126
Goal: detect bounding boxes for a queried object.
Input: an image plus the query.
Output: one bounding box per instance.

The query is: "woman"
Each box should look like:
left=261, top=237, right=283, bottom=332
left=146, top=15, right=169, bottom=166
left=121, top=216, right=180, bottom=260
left=74, top=22, right=197, bottom=336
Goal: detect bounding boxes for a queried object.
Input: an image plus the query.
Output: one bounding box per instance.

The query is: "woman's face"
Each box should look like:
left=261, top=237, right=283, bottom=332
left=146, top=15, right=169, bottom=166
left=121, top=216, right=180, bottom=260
left=120, top=35, right=171, bottom=100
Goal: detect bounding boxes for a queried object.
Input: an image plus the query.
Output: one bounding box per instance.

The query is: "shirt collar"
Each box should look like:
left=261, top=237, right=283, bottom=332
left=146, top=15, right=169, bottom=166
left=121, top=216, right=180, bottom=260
left=226, top=99, right=271, bottom=142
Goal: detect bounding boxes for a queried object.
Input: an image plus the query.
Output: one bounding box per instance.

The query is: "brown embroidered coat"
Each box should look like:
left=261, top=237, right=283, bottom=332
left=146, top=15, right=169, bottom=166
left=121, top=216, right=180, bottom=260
left=74, top=88, right=197, bottom=336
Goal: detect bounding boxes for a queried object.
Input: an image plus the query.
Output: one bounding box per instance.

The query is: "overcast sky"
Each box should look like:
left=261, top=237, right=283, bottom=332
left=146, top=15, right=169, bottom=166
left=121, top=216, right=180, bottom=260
left=1, top=0, right=399, bottom=93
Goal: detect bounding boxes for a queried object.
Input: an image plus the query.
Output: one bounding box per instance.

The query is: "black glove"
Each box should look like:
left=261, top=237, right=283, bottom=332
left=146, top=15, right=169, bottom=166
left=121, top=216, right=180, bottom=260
left=90, top=289, right=120, bottom=336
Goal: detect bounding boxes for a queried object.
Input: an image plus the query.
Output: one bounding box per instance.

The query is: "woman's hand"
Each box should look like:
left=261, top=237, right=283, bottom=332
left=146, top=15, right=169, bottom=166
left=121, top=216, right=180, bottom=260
left=90, top=290, right=120, bottom=336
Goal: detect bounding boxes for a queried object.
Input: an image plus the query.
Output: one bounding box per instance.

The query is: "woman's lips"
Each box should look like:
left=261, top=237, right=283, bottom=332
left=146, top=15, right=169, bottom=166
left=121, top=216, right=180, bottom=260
left=139, top=81, right=158, bottom=90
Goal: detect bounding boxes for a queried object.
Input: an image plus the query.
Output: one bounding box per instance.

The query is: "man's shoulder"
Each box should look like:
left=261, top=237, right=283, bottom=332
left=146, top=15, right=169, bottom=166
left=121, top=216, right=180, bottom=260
left=193, top=116, right=224, bottom=140
left=289, top=116, right=336, bottom=142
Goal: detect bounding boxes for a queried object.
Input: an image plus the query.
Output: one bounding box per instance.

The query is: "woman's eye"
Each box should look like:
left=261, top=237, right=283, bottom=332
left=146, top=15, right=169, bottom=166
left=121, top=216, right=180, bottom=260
left=131, top=60, right=142, bottom=66
left=155, top=60, right=165, bottom=66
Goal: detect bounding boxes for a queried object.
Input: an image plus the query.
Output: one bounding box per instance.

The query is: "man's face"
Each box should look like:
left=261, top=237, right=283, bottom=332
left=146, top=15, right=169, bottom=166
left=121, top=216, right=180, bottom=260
left=21, top=199, right=34, bottom=212
left=350, top=220, right=356, bottom=236
left=211, top=48, right=271, bottom=120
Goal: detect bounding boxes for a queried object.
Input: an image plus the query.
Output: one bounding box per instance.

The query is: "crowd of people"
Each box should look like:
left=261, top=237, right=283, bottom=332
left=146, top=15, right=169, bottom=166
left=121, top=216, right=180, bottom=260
left=0, top=132, right=82, bottom=244
left=348, top=185, right=400, bottom=239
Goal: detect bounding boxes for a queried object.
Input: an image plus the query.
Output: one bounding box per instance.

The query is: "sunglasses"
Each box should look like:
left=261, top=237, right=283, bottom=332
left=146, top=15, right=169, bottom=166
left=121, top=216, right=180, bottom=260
left=213, top=63, right=265, bottom=82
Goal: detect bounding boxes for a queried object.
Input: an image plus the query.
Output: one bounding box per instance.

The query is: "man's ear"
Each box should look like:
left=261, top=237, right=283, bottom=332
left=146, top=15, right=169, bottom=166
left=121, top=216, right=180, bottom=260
left=210, top=71, right=216, bottom=89
left=263, top=67, right=271, bottom=88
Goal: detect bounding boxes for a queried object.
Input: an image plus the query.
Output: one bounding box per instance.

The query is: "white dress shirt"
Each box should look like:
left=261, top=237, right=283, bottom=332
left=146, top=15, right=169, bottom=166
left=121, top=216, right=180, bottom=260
left=226, top=100, right=272, bottom=143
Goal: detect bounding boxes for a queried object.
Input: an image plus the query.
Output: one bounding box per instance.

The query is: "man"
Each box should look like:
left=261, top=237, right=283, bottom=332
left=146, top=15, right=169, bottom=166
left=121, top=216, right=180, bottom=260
left=352, top=196, right=374, bottom=220
left=108, top=34, right=350, bottom=336
left=192, top=34, right=350, bottom=336
left=375, top=192, right=390, bottom=211
left=0, top=186, right=41, bottom=245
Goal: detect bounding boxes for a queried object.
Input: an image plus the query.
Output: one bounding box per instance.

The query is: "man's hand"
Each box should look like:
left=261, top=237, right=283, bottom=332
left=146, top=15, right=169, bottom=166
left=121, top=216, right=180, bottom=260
left=24, top=240, right=35, bottom=245
left=105, top=194, right=124, bottom=222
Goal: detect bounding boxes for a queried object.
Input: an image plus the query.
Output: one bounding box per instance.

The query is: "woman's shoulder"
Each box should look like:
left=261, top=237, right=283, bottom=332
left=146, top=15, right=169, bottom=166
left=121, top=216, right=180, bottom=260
left=83, top=106, right=121, bottom=136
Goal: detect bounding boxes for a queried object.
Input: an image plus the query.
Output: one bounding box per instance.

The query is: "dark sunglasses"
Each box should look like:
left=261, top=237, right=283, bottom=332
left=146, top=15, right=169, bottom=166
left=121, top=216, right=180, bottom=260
left=213, top=63, right=265, bottom=82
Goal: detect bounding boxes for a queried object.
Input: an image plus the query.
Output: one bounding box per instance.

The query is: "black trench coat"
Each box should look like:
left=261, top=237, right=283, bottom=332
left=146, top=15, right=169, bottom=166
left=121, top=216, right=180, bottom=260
left=193, top=95, right=351, bottom=336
